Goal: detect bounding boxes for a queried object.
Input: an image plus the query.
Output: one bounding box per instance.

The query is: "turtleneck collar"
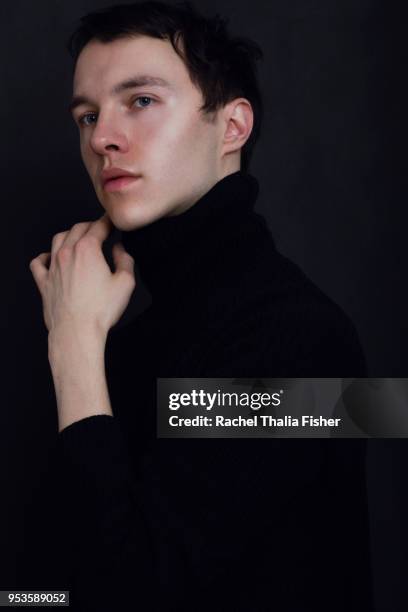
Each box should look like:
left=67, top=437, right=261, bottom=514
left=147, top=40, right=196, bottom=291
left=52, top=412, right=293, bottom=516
left=120, top=170, right=259, bottom=298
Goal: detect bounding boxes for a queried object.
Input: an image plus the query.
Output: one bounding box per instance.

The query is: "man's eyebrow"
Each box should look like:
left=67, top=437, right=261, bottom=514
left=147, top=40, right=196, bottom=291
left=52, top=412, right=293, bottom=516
left=69, top=75, right=173, bottom=113
left=112, top=75, right=172, bottom=94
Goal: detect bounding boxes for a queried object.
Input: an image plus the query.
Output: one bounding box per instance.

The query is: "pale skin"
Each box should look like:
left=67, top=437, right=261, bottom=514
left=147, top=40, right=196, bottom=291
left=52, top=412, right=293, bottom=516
left=29, top=34, right=253, bottom=433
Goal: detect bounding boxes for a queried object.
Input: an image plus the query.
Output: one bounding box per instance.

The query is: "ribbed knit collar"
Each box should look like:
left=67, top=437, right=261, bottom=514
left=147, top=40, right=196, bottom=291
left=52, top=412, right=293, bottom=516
left=120, top=170, right=259, bottom=298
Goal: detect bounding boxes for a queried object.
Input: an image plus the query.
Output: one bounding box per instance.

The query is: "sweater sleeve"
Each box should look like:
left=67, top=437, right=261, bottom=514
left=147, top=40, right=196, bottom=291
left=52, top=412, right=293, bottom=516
left=56, top=415, right=154, bottom=611
left=56, top=411, right=327, bottom=611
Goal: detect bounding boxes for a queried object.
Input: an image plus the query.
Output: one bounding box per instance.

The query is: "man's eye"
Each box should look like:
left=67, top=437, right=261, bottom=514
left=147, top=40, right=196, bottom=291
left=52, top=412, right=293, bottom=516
left=133, top=96, right=154, bottom=108
left=79, top=113, right=97, bottom=126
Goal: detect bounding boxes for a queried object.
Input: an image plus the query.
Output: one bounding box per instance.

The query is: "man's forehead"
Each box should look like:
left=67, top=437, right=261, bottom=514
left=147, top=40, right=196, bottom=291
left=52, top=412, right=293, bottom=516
left=73, top=35, right=184, bottom=91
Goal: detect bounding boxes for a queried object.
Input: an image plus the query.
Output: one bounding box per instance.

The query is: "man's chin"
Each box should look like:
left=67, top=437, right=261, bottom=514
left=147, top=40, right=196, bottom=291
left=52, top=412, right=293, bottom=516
left=103, top=201, right=162, bottom=232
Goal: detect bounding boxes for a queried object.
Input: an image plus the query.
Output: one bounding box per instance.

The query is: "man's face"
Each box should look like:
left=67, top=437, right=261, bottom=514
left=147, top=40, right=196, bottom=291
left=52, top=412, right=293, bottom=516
left=71, top=35, right=226, bottom=231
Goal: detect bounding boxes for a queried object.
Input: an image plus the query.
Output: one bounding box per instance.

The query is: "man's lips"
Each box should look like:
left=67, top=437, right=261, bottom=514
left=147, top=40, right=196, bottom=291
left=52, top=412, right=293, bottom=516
left=100, top=168, right=141, bottom=192
left=103, top=175, right=140, bottom=192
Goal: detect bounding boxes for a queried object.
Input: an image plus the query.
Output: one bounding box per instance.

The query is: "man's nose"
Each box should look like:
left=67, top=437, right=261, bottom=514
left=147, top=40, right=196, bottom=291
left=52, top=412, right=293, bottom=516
left=89, top=114, right=129, bottom=155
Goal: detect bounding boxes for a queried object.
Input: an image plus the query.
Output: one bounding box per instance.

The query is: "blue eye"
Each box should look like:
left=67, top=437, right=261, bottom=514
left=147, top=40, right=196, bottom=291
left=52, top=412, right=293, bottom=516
left=134, top=96, right=153, bottom=108
left=77, top=97, right=153, bottom=127
left=79, top=113, right=97, bottom=126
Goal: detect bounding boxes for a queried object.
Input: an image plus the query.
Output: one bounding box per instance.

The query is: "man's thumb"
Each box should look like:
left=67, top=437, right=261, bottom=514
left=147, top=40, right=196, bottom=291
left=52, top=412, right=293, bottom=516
left=112, top=242, right=135, bottom=276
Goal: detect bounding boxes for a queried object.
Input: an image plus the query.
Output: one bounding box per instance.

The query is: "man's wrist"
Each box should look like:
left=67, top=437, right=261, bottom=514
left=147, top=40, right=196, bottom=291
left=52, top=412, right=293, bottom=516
left=47, top=325, right=112, bottom=433
left=48, top=324, right=107, bottom=371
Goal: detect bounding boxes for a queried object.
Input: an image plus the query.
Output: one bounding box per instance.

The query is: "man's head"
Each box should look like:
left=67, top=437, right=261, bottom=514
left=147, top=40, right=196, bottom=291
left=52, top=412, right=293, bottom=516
left=68, top=1, right=263, bottom=230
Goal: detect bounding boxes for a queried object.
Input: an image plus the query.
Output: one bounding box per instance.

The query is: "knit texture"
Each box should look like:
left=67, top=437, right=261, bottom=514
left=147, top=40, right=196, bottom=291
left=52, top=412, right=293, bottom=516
left=53, top=171, right=373, bottom=611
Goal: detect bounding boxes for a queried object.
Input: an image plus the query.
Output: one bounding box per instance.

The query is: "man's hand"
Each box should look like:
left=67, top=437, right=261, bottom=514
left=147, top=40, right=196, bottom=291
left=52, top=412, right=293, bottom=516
left=29, top=213, right=136, bottom=341
left=29, top=213, right=135, bottom=431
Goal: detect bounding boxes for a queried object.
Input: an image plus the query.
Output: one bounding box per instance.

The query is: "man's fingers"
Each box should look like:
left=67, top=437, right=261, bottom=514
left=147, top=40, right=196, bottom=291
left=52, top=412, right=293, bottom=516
left=51, top=231, right=69, bottom=259
left=62, top=221, right=94, bottom=248
left=29, top=252, right=50, bottom=292
left=50, top=219, right=107, bottom=269
left=86, top=213, right=113, bottom=244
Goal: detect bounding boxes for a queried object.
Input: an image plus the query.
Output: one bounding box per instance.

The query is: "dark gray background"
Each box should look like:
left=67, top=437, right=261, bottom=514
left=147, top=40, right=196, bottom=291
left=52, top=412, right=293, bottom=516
left=1, top=1, right=406, bottom=609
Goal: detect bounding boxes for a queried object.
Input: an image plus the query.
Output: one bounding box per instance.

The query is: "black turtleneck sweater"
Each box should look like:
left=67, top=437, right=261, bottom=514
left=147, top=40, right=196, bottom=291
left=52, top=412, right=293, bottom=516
left=53, top=171, right=373, bottom=610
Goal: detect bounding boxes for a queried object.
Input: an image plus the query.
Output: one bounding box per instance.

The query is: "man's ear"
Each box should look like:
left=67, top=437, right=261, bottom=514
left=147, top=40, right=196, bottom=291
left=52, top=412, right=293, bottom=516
left=221, top=98, right=254, bottom=157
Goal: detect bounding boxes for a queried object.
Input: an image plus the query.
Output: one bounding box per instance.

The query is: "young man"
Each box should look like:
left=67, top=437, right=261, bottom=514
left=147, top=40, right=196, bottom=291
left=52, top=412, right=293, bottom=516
left=29, top=2, right=373, bottom=610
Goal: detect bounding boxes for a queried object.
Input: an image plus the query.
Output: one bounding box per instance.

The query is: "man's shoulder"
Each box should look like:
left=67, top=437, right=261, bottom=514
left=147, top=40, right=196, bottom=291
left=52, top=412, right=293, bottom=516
left=214, top=234, right=355, bottom=332
left=208, top=240, right=367, bottom=376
